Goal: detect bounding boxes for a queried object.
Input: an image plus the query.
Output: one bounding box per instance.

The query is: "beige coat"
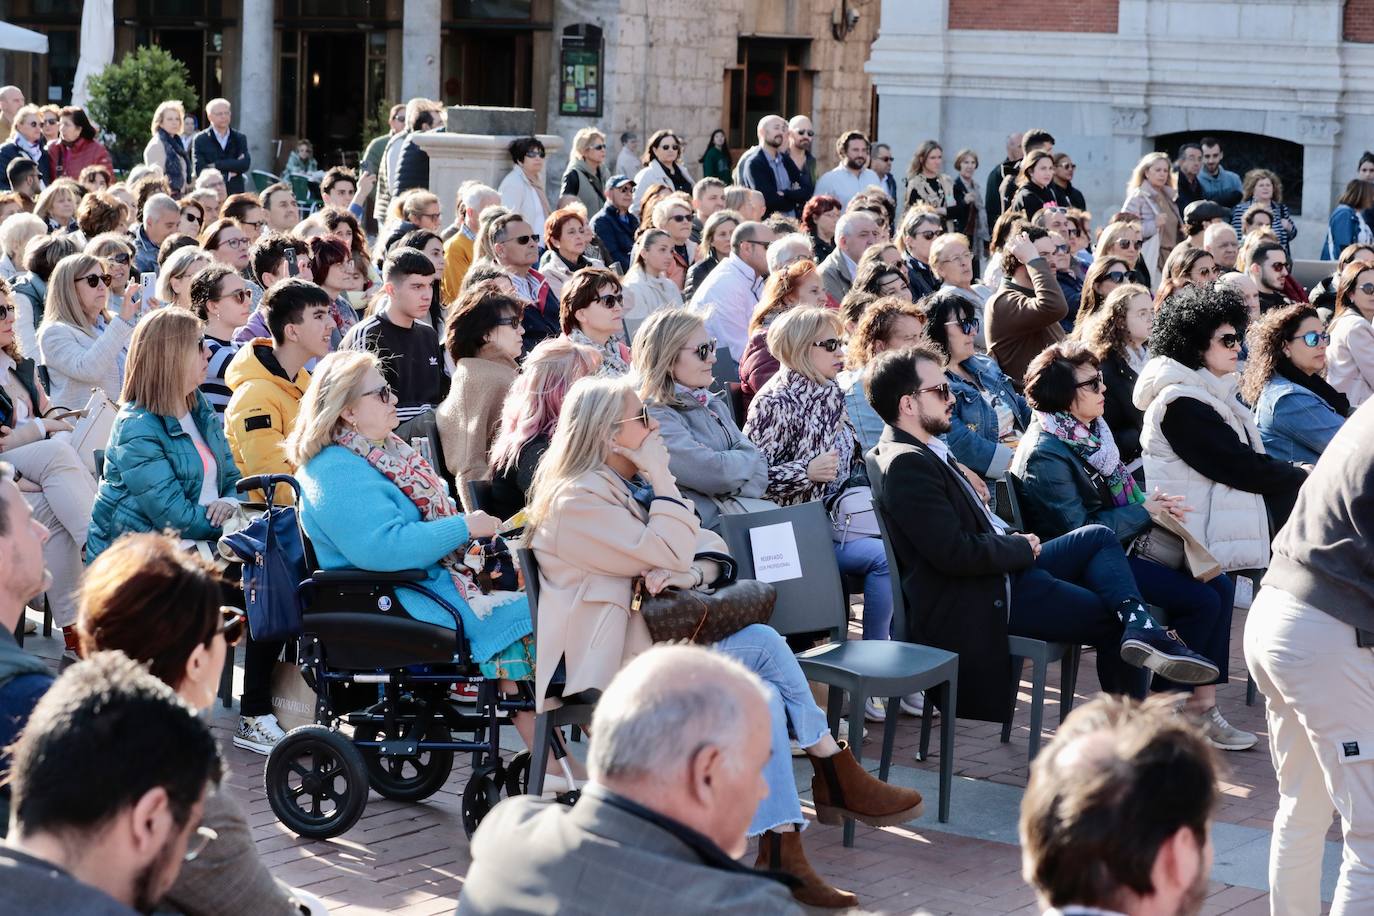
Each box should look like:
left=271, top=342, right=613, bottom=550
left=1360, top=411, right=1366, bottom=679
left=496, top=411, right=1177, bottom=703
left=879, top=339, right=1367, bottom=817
left=437, top=356, right=518, bottom=507
left=529, top=467, right=726, bottom=711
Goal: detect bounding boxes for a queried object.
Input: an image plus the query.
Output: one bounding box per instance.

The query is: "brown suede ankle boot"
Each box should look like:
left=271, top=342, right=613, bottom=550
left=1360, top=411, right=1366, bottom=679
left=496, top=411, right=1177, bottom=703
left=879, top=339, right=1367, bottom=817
left=809, top=741, right=924, bottom=827
left=753, top=829, right=858, bottom=909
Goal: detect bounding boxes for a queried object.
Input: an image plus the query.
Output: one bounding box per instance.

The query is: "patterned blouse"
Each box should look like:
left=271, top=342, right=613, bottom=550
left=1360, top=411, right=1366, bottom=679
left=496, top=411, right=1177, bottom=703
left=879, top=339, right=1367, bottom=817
left=741, top=366, right=860, bottom=506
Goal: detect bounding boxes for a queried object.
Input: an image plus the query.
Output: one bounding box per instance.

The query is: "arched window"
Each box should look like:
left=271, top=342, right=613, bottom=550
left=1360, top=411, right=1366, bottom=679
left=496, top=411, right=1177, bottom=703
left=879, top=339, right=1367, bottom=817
left=1155, top=131, right=1305, bottom=214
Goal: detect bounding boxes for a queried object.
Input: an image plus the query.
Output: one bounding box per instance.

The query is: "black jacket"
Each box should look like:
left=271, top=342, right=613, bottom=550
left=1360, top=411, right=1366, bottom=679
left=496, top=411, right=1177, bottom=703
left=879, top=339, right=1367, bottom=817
left=738, top=145, right=811, bottom=217
left=684, top=253, right=721, bottom=303
left=0, top=141, right=49, bottom=190
left=1176, top=173, right=1205, bottom=212
left=984, top=159, right=1017, bottom=231
left=1008, top=182, right=1065, bottom=220
left=394, top=129, right=439, bottom=195
left=904, top=255, right=939, bottom=302
left=867, top=425, right=1035, bottom=722
left=1057, top=181, right=1086, bottom=211
left=190, top=128, right=251, bottom=194
left=948, top=176, right=978, bottom=240
left=1099, top=351, right=1145, bottom=465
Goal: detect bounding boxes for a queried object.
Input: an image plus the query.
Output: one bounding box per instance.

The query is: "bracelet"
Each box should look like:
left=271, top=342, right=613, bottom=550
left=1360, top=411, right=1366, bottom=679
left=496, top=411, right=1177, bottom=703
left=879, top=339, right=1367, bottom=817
left=691, top=565, right=705, bottom=588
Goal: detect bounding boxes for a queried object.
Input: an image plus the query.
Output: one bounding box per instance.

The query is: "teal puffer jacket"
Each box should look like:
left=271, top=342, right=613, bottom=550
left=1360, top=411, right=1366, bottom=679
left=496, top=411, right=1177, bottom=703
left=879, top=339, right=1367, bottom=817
left=87, top=392, right=241, bottom=561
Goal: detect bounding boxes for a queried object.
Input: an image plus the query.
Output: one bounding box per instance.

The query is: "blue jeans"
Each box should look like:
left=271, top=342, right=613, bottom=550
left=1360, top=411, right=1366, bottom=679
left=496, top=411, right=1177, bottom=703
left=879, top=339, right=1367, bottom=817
left=834, top=536, right=893, bottom=641
left=1009, top=524, right=1148, bottom=698
left=1129, top=557, right=1234, bottom=689
left=714, top=623, right=831, bottom=835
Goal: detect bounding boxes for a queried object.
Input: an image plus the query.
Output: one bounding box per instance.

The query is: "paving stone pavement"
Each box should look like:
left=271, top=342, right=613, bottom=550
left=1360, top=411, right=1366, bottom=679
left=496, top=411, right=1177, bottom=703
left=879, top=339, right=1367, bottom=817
left=20, top=603, right=1338, bottom=915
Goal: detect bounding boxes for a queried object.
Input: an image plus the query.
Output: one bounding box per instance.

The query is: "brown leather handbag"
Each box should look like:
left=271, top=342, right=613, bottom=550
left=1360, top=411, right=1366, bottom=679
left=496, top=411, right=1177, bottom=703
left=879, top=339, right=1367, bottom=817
left=632, top=577, right=777, bottom=645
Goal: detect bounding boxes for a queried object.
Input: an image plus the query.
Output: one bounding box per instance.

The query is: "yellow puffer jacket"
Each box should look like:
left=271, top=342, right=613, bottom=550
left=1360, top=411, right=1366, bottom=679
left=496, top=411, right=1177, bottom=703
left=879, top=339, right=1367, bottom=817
left=224, top=339, right=310, bottom=503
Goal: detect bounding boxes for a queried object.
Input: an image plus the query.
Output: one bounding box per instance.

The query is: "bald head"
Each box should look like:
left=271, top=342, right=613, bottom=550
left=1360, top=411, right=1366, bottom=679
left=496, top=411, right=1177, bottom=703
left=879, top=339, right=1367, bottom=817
left=788, top=115, right=814, bottom=154
left=758, top=115, right=787, bottom=151
left=1203, top=223, right=1239, bottom=270
left=0, top=87, right=23, bottom=120
left=1006, top=132, right=1024, bottom=161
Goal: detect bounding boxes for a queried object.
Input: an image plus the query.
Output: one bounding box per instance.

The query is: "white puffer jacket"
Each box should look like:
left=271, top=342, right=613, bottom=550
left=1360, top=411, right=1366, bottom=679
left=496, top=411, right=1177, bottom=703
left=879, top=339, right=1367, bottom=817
left=1133, top=356, right=1270, bottom=571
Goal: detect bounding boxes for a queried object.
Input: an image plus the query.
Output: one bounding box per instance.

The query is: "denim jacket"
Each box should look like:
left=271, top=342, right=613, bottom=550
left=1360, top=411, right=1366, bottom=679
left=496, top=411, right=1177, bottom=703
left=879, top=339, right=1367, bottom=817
left=1252, top=375, right=1345, bottom=464
left=944, top=354, right=1030, bottom=478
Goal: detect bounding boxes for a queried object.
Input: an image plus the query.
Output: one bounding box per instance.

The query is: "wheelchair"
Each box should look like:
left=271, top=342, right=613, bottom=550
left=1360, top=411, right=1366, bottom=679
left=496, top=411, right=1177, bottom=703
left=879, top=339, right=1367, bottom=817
left=235, top=474, right=543, bottom=841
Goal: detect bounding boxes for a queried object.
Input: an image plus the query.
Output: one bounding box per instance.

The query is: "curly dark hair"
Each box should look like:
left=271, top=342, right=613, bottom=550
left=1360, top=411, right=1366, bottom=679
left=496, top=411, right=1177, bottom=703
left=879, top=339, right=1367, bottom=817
left=1239, top=304, right=1321, bottom=405
left=1149, top=283, right=1250, bottom=370
left=1081, top=283, right=1151, bottom=363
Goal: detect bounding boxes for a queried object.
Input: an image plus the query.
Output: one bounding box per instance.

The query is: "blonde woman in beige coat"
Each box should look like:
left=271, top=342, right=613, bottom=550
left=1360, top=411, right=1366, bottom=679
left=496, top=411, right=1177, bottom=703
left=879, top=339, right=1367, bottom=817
left=526, top=375, right=925, bottom=910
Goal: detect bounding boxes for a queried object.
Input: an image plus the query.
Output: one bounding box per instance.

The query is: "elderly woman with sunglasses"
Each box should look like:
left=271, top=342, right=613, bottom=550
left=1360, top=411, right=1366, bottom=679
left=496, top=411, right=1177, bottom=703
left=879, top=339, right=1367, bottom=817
left=1010, top=341, right=1253, bottom=751
left=1133, top=284, right=1309, bottom=572
left=634, top=308, right=770, bottom=532
left=1242, top=304, right=1348, bottom=464
left=742, top=307, right=898, bottom=659
left=37, top=253, right=143, bottom=410
left=76, top=534, right=324, bottom=916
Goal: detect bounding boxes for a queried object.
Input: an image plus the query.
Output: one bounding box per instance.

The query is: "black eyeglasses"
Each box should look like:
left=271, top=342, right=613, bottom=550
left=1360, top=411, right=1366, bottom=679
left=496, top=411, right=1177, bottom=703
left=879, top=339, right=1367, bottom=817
left=499, top=315, right=522, bottom=330
left=1074, top=374, right=1105, bottom=393
left=1214, top=333, right=1242, bottom=350
left=1291, top=330, right=1331, bottom=347
left=361, top=383, right=396, bottom=404
left=913, top=382, right=952, bottom=401
left=75, top=272, right=111, bottom=289
left=105, top=252, right=131, bottom=265
left=215, top=288, right=252, bottom=304
left=184, top=212, right=203, bottom=224
left=681, top=338, right=718, bottom=361
left=590, top=143, right=606, bottom=151
left=240, top=219, right=264, bottom=229
left=219, top=607, right=246, bottom=646
left=1102, top=270, right=1129, bottom=284
left=594, top=292, right=624, bottom=308
left=812, top=338, right=843, bottom=353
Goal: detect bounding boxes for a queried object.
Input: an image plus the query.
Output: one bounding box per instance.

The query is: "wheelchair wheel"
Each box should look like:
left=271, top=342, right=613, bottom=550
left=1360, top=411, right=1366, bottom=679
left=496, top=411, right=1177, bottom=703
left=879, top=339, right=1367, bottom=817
left=354, top=720, right=455, bottom=802
left=502, top=751, right=531, bottom=796
left=266, top=725, right=369, bottom=839
left=461, top=769, right=503, bottom=838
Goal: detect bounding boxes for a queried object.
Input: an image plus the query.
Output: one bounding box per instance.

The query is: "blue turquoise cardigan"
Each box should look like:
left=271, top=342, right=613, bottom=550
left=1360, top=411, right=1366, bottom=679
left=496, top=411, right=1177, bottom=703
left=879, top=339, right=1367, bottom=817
left=296, top=445, right=531, bottom=662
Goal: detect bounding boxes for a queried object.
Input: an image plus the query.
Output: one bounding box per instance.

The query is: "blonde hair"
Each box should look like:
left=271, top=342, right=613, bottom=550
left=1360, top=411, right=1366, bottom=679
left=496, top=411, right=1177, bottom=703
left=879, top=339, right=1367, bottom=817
left=156, top=246, right=211, bottom=305
left=650, top=195, right=692, bottom=230
left=1126, top=152, right=1174, bottom=195
left=768, top=306, right=843, bottom=384
left=633, top=309, right=706, bottom=407
left=525, top=376, right=636, bottom=531
left=120, top=307, right=204, bottom=414
left=40, top=253, right=106, bottom=335
left=34, top=179, right=80, bottom=224
left=1093, top=217, right=1142, bottom=262
left=284, top=350, right=380, bottom=468
left=572, top=127, right=606, bottom=158
left=0, top=211, right=46, bottom=262
left=150, top=100, right=185, bottom=135
left=7, top=104, right=37, bottom=142
left=401, top=190, right=440, bottom=221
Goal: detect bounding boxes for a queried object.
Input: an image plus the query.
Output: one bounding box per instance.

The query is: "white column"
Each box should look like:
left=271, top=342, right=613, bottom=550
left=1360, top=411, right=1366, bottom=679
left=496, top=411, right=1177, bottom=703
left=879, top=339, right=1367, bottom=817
left=238, top=0, right=274, bottom=178
left=402, top=0, right=442, bottom=102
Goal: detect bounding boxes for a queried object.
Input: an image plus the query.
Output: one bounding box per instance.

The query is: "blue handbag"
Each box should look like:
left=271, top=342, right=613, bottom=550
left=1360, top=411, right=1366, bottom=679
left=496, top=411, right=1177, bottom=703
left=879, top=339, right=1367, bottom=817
left=221, top=504, right=308, bottom=642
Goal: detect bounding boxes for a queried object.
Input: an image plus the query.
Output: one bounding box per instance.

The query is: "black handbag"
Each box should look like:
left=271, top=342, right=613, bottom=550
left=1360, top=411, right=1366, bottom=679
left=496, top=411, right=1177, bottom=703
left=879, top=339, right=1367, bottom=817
left=1128, top=524, right=1187, bottom=571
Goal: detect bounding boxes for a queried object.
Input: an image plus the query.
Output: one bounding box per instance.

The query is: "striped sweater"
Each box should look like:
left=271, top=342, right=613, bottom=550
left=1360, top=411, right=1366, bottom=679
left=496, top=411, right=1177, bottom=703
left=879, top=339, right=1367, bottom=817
left=201, top=336, right=241, bottom=416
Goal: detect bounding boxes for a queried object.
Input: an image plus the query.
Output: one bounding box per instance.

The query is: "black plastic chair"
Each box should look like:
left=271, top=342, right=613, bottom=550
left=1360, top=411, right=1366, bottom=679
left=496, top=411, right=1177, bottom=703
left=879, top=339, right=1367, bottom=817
left=718, top=501, right=957, bottom=847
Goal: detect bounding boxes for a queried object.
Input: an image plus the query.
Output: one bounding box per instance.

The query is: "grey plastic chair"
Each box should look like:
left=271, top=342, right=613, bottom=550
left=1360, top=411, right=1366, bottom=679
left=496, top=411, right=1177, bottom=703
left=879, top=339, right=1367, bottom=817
left=516, top=548, right=596, bottom=796
left=718, top=501, right=957, bottom=847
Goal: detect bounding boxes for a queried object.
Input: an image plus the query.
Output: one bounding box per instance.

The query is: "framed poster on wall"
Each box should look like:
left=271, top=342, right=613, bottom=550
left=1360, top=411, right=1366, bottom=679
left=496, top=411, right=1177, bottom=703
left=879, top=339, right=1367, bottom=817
left=559, top=24, right=603, bottom=117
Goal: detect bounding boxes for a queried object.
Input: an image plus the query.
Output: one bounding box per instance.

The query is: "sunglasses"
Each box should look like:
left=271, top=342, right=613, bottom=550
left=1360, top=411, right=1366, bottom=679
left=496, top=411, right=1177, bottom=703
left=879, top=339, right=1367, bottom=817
left=914, top=382, right=952, bottom=401
left=499, top=315, right=522, bottom=330
left=1359, top=282, right=1374, bottom=296
left=1052, top=244, right=1070, bottom=254
left=912, top=229, right=941, bottom=241
left=1101, top=270, right=1129, bottom=284
left=506, top=234, right=537, bottom=246
left=945, top=318, right=977, bottom=336
left=1214, top=333, right=1242, bottom=350
left=1291, top=330, right=1331, bottom=347
left=876, top=155, right=894, bottom=162
left=75, top=272, right=111, bottom=289
left=594, top=292, right=624, bottom=308
left=681, top=338, right=718, bottom=361
left=794, top=129, right=815, bottom=137
left=812, top=337, right=843, bottom=353
left=1271, top=261, right=1292, bottom=274
left=184, top=212, right=203, bottom=223
left=590, top=143, right=606, bottom=151
left=614, top=406, right=651, bottom=427
left=361, top=383, right=396, bottom=404
left=101, top=252, right=131, bottom=266
left=1116, top=239, right=1145, bottom=251
left=1066, top=228, right=1082, bottom=238
left=1074, top=374, right=1105, bottom=393
left=42, top=118, right=58, bottom=126
left=215, top=288, right=252, bottom=304
left=524, top=151, right=546, bottom=159
left=1062, top=163, right=1077, bottom=170
left=667, top=213, right=692, bottom=224
left=220, top=607, right=246, bottom=645
left=658, top=144, right=680, bottom=152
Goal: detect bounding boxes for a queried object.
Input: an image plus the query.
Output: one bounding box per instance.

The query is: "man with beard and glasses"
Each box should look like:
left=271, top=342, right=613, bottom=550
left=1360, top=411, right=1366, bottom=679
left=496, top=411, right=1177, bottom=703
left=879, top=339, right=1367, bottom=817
left=0, top=651, right=223, bottom=915
left=1020, top=695, right=1218, bottom=916
left=814, top=130, right=880, bottom=208
left=863, top=346, right=1219, bottom=725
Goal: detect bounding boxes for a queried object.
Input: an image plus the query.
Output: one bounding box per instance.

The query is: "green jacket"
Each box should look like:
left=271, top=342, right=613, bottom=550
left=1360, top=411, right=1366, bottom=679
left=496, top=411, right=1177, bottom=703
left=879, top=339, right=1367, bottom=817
left=88, top=392, right=241, bottom=561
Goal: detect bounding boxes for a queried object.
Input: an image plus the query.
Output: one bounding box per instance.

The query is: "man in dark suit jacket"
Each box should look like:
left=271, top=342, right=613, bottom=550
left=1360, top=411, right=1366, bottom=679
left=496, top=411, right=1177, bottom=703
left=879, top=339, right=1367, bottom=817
left=863, top=346, right=1218, bottom=722
left=191, top=98, right=251, bottom=195
left=459, top=645, right=803, bottom=915
left=737, top=115, right=811, bottom=218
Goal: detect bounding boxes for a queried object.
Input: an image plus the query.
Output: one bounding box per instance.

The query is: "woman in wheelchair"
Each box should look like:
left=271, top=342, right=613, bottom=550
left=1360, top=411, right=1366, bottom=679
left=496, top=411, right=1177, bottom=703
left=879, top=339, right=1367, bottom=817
left=284, top=351, right=563, bottom=778
left=78, top=533, right=325, bottom=916
left=525, top=376, right=923, bottom=910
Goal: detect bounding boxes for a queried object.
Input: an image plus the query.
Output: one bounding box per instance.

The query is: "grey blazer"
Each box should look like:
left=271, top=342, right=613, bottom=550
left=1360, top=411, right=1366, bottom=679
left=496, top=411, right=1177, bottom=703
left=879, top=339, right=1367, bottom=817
left=458, top=785, right=803, bottom=915
left=648, top=392, right=770, bottom=531
left=818, top=246, right=854, bottom=303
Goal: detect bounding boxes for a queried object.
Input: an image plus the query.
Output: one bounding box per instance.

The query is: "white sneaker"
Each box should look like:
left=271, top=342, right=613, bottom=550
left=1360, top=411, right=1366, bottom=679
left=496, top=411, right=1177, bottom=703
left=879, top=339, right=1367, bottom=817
left=1200, top=706, right=1258, bottom=752
left=863, top=697, right=886, bottom=722
left=234, top=714, right=287, bottom=755
left=899, top=692, right=939, bottom=718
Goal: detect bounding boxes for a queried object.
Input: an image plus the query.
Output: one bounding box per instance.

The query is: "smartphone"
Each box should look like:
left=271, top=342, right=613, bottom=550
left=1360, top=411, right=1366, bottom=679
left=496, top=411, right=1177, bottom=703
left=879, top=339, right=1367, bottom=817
left=140, top=271, right=157, bottom=306
left=284, top=247, right=299, bottom=276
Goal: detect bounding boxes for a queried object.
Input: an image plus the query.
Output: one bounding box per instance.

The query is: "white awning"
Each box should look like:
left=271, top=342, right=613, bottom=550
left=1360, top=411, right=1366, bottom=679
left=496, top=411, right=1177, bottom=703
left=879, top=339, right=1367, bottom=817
left=71, top=0, right=114, bottom=110
left=0, top=21, right=49, bottom=54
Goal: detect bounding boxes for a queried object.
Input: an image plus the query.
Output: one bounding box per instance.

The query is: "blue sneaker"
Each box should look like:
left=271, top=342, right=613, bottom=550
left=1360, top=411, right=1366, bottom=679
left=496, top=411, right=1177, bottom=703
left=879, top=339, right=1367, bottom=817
left=1119, top=625, right=1219, bottom=685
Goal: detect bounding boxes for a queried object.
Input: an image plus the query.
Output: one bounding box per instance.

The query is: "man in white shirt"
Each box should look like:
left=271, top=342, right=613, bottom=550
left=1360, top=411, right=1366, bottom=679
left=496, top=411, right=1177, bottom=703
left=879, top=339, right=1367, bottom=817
left=616, top=132, right=641, bottom=180
left=690, top=221, right=776, bottom=358
left=814, top=131, right=881, bottom=207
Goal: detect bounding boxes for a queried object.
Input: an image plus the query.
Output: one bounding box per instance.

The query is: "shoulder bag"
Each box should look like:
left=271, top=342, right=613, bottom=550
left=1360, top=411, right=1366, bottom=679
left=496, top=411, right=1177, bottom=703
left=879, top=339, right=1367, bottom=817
left=631, top=551, right=776, bottom=644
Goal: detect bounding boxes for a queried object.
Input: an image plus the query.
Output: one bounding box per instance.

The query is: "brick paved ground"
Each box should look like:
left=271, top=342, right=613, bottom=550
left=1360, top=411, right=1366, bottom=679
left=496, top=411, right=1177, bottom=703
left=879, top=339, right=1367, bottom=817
left=22, top=602, right=1336, bottom=915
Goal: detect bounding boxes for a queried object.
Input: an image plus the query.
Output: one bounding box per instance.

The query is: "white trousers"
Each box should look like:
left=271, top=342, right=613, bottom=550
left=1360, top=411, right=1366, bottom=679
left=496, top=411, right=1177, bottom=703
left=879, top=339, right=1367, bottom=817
left=1244, top=585, right=1374, bottom=915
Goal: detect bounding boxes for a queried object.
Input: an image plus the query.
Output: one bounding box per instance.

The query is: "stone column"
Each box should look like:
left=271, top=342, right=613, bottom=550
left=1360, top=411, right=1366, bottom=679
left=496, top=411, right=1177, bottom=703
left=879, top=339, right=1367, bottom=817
left=1299, top=115, right=1341, bottom=259
left=402, top=0, right=442, bottom=102
left=238, top=0, right=274, bottom=178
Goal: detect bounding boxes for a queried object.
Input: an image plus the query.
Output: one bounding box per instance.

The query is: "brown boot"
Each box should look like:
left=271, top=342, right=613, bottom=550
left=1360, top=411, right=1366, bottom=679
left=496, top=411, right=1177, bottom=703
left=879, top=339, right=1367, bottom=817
left=809, top=741, right=924, bottom=827
left=754, top=829, right=858, bottom=909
